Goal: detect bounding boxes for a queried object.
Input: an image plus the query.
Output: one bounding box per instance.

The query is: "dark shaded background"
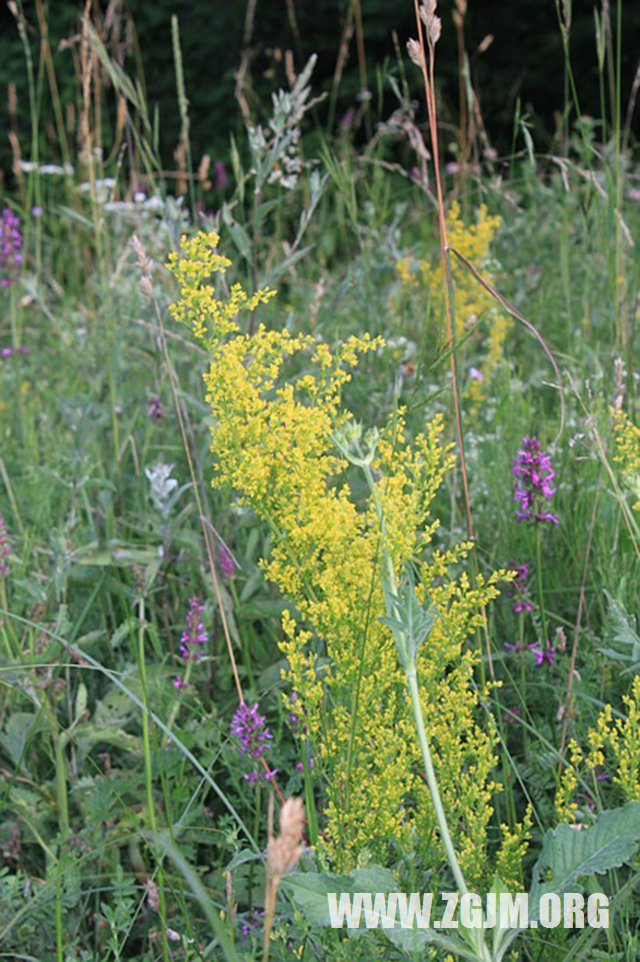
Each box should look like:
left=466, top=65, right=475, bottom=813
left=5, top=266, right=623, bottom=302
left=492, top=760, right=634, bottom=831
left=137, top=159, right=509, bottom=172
left=1, top=0, right=638, bottom=179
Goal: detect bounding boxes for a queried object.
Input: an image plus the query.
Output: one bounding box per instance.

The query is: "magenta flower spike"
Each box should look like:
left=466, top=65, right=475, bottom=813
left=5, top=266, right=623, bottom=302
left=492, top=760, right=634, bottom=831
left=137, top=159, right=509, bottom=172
left=0, top=517, right=10, bottom=577
left=528, top=638, right=555, bottom=667
left=511, top=437, right=559, bottom=525
left=508, top=562, right=533, bottom=614
left=0, top=207, right=24, bottom=288
left=179, top=596, right=208, bottom=659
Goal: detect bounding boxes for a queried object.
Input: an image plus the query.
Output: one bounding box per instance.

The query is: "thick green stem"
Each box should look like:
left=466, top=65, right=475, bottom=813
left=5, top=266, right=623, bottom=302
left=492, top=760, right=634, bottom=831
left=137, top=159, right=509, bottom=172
left=405, top=665, right=468, bottom=896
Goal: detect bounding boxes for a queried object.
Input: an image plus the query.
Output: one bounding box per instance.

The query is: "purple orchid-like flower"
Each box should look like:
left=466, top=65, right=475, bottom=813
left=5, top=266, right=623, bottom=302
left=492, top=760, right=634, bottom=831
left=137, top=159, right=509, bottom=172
left=508, top=562, right=533, bottom=614
left=529, top=638, right=555, bottom=667
left=1, top=207, right=24, bottom=288
left=511, top=437, right=559, bottom=524
left=146, top=395, right=165, bottom=421
left=230, top=702, right=273, bottom=760
left=218, top=543, right=234, bottom=580
left=230, top=701, right=276, bottom=783
left=179, top=596, right=208, bottom=659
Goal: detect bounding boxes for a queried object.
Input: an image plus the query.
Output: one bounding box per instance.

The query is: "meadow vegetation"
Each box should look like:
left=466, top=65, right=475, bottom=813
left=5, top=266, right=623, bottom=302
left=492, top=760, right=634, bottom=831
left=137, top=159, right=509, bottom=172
left=0, top=1, right=639, bottom=960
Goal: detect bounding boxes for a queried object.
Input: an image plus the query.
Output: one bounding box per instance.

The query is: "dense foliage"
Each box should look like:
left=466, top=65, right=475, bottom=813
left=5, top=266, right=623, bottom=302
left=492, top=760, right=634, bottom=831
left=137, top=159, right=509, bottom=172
left=0, top=2, right=639, bottom=960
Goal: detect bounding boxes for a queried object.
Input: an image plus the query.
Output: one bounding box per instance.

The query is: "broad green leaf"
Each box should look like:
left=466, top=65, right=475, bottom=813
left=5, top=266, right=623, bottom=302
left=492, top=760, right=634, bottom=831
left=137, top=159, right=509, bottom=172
left=499, top=804, right=640, bottom=959
left=0, top=713, right=40, bottom=767
left=529, top=802, right=640, bottom=911
left=222, top=204, right=252, bottom=263
left=598, top=591, right=640, bottom=674
left=283, top=867, right=481, bottom=959
left=74, top=682, right=88, bottom=721
left=69, top=724, right=142, bottom=755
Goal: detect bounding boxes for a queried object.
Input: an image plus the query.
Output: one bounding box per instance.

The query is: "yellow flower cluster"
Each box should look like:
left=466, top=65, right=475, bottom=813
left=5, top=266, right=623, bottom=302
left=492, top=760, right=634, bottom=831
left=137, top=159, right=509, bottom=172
left=419, top=202, right=501, bottom=329
left=556, top=676, right=640, bottom=822
left=612, top=409, right=640, bottom=512
left=395, top=256, right=418, bottom=288
left=168, top=231, right=526, bottom=882
left=167, top=231, right=276, bottom=342
left=395, top=203, right=508, bottom=410
left=494, top=809, right=532, bottom=891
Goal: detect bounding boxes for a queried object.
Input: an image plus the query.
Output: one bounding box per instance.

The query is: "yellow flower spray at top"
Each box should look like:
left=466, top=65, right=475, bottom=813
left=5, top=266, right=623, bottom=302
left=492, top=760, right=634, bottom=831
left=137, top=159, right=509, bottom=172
left=396, top=202, right=508, bottom=409
left=168, top=231, right=528, bottom=884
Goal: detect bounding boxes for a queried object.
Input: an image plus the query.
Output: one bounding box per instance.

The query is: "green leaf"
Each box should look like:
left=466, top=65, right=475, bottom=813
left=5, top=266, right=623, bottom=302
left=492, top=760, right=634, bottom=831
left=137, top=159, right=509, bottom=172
left=381, top=569, right=438, bottom=663
left=225, top=848, right=263, bottom=872
left=0, top=713, right=41, bottom=767
left=263, top=245, right=313, bottom=287
left=499, top=804, right=640, bottom=960
left=74, top=682, right=88, bottom=722
left=222, top=204, right=252, bottom=263
left=529, top=802, right=640, bottom=910
left=110, top=620, right=136, bottom=650
left=283, top=867, right=480, bottom=959
left=281, top=870, right=355, bottom=927
left=598, top=591, right=640, bottom=674
left=70, top=724, right=142, bottom=755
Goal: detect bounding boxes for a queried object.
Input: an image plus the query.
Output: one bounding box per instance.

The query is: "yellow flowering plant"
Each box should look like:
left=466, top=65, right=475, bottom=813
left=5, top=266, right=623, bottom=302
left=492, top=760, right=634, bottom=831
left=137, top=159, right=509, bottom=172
left=167, top=231, right=528, bottom=901
left=395, top=202, right=508, bottom=410
left=612, top=409, right=640, bottom=512
left=556, top=676, right=640, bottom=822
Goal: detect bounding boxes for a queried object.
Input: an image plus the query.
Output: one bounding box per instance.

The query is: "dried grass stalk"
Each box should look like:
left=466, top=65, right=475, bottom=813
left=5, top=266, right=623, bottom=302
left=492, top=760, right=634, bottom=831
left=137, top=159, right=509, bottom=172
left=263, top=796, right=305, bottom=959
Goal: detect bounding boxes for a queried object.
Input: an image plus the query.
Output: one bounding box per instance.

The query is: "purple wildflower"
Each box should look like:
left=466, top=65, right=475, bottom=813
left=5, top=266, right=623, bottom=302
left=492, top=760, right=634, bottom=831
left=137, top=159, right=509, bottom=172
left=508, top=562, right=533, bottom=614
left=1, top=208, right=24, bottom=288
left=239, top=909, right=264, bottom=938
left=31, top=206, right=43, bottom=218
left=1, top=347, right=28, bottom=359
left=339, top=107, right=356, bottom=131
left=146, top=395, right=165, bottom=421
left=529, top=638, right=555, bottom=667
left=230, top=702, right=273, bottom=762
left=504, top=640, right=524, bottom=652
left=179, top=596, right=208, bottom=659
left=501, top=706, right=522, bottom=725
left=214, top=161, right=228, bottom=191
left=218, top=544, right=234, bottom=580
left=511, top=437, right=559, bottom=524
left=0, top=517, right=9, bottom=577
left=296, top=757, right=315, bottom=771
left=173, top=675, right=190, bottom=691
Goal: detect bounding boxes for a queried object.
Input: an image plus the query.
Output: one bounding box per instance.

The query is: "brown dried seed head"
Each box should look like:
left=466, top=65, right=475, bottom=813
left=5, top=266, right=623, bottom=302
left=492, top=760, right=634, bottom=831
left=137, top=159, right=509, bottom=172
left=419, top=1, right=441, bottom=46
left=555, top=626, right=567, bottom=653
left=613, top=357, right=626, bottom=413
left=280, top=797, right=305, bottom=841
left=198, top=153, right=211, bottom=182
left=140, top=276, right=154, bottom=300
left=429, top=17, right=442, bottom=45
left=421, top=0, right=437, bottom=21
left=146, top=880, right=160, bottom=913
left=267, top=797, right=305, bottom=879
left=407, top=38, right=423, bottom=68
